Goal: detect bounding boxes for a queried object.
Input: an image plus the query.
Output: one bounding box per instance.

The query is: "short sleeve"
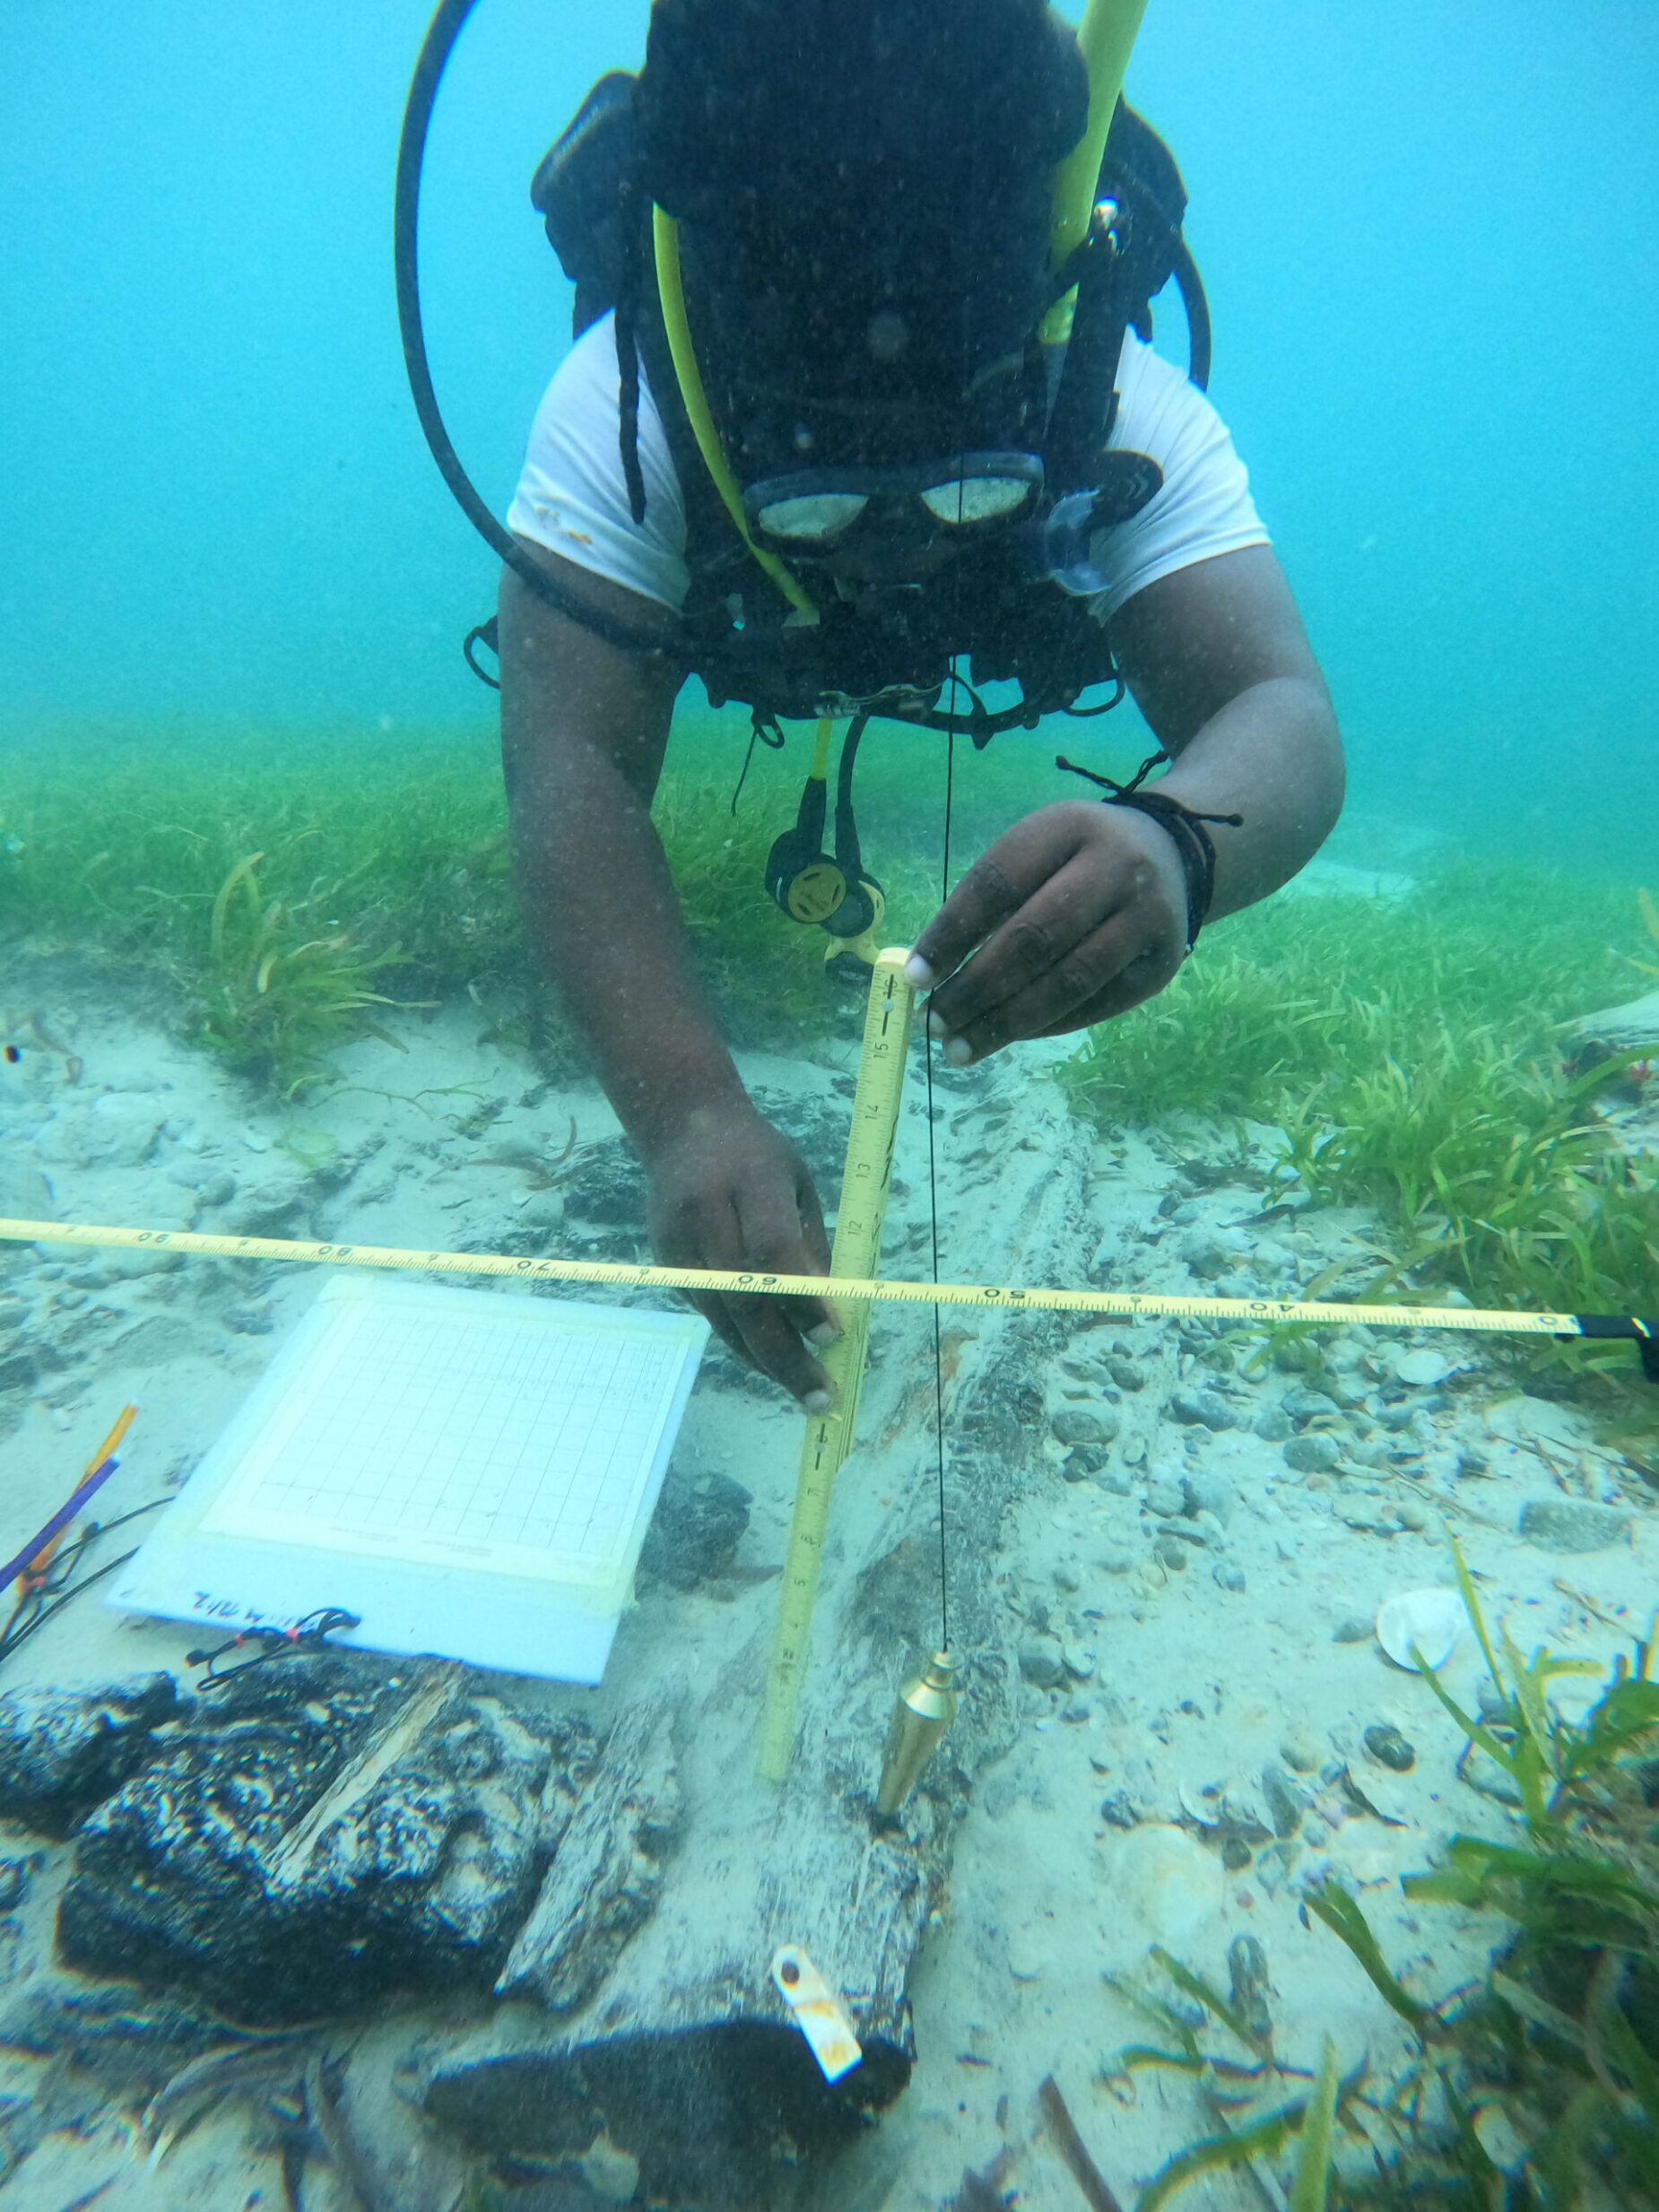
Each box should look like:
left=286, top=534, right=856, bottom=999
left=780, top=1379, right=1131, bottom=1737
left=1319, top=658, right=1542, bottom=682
left=1084, top=334, right=1271, bottom=624
left=506, top=315, right=691, bottom=613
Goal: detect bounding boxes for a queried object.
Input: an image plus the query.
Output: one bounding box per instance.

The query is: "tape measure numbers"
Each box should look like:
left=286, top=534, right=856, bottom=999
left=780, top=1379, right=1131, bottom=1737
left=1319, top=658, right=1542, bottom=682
left=757, top=950, right=914, bottom=1784
left=2, top=1214, right=1635, bottom=1349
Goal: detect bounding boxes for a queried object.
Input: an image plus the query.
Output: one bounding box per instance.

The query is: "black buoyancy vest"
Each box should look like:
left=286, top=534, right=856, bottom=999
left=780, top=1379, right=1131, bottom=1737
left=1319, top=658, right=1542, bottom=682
left=532, top=77, right=1208, bottom=738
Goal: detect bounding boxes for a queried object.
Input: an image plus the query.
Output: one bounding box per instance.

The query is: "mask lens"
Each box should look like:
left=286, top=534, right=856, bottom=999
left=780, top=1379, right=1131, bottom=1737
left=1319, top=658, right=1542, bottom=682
left=920, top=475, right=1033, bottom=525
left=754, top=491, right=869, bottom=542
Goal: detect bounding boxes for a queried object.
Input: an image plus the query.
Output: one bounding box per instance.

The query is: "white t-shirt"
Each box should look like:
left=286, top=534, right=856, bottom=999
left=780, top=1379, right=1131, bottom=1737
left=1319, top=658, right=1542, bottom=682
left=508, top=315, right=1268, bottom=625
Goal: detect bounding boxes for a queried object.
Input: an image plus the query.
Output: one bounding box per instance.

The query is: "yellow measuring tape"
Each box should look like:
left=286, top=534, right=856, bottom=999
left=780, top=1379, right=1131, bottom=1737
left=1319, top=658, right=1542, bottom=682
left=757, top=950, right=915, bottom=1782
left=2, top=933, right=1653, bottom=1784
left=0, top=1225, right=1633, bottom=1342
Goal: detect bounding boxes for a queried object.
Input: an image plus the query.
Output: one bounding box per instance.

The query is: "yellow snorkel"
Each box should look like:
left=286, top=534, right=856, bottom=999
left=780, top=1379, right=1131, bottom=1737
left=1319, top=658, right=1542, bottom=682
left=1040, top=0, right=1151, bottom=342
left=651, top=206, right=820, bottom=621
left=648, top=3, right=1152, bottom=616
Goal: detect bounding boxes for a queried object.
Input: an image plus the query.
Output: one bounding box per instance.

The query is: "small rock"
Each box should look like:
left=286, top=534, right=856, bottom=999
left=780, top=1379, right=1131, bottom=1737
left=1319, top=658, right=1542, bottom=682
left=1179, top=1231, right=1229, bottom=1279
left=1099, top=1547, right=1138, bottom=1575
left=1060, top=1700, right=1091, bottom=1724
left=1363, top=1723, right=1416, bottom=1773
left=1462, top=1746, right=1524, bottom=1808
left=1282, top=1389, right=1341, bottom=1426
left=1051, top=1406, right=1120, bottom=1449
left=1151, top=1536, right=1188, bottom=1574
left=1009, top=1942, right=1050, bottom=1982
left=1259, top=1762, right=1305, bottom=1838
left=1395, top=1348, right=1451, bottom=1387
left=1254, top=1406, right=1295, bottom=1442
left=1212, top=1562, right=1246, bottom=1593
left=0, top=1859, right=35, bottom=1913
left=1182, top=1468, right=1235, bottom=1524
left=1145, top=1477, right=1186, bottom=1517
left=639, top=1469, right=752, bottom=1591
left=1099, top=1790, right=1139, bottom=1829
left=1335, top=1498, right=1396, bottom=1534
left=981, top=1774, right=1018, bottom=1820
left=579, top=2134, right=642, bottom=2204
left=1107, top=1824, right=1225, bottom=1942
left=1107, top=1355, right=1148, bottom=1392
left=1061, top=1354, right=1110, bottom=1384
left=1018, top=1635, right=1066, bottom=1689
left=1393, top=1497, right=1431, bottom=1531
left=1168, top=1389, right=1236, bottom=1432
left=1332, top=1616, right=1373, bottom=1644
left=1053, top=1562, right=1082, bottom=1594
left=82, top=1094, right=163, bottom=1168
left=1283, top=1432, right=1341, bottom=1474
left=1279, top=1727, right=1322, bottom=1774
left=99, top=1245, right=188, bottom=1280
left=1155, top=1519, right=1210, bottom=1549
left=1062, top=1445, right=1107, bottom=1481
left=1228, top=1933, right=1274, bottom=2043
left=1517, top=1497, right=1630, bottom=1554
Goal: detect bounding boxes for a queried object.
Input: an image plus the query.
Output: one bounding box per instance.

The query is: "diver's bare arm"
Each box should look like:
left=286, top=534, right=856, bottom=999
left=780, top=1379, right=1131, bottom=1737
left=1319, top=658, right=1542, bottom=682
left=498, top=551, right=745, bottom=1152
left=1107, top=543, right=1343, bottom=919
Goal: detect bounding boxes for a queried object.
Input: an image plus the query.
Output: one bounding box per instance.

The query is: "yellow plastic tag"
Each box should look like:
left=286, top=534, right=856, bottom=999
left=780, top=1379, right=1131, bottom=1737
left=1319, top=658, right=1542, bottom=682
left=771, top=1945, right=862, bottom=2083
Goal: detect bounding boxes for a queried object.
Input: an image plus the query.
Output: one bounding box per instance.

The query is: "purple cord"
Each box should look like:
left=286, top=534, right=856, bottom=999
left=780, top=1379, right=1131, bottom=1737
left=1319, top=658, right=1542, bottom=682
left=1, top=1456, right=119, bottom=1589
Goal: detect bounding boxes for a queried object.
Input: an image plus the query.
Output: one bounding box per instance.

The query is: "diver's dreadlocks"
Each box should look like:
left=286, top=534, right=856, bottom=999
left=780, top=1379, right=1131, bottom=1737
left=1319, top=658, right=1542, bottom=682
left=635, top=0, right=1090, bottom=399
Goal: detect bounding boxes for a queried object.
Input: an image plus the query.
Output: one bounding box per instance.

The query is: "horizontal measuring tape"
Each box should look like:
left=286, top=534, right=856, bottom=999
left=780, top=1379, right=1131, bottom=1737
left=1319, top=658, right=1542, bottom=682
left=1, top=1217, right=1654, bottom=1368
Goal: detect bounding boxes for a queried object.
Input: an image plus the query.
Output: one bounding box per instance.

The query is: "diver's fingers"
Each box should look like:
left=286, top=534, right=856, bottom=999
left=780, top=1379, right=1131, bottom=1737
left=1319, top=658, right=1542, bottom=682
left=942, top=906, right=1157, bottom=1060
left=726, top=1292, right=835, bottom=1409
left=924, top=844, right=1128, bottom=1045
left=734, top=1180, right=838, bottom=1377
left=955, top=913, right=1185, bottom=1058
left=1026, top=950, right=1186, bottom=1035
left=906, top=804, right=1096, bottom=993
left=687, top=1191, right=832, bottom=1410
left=785, top=1167, right=838, bottom=1345
left=1028, top=940, right=1185, bottom=1037
left=691, top=1289, right=755, bottom=1366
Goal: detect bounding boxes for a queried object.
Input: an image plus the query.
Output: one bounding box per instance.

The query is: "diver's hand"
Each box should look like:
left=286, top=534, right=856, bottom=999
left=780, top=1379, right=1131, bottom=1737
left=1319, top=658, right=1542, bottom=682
left=906, top=801, right=1189, bottom=1063
left=643, top=1105, right=838, bottom=1406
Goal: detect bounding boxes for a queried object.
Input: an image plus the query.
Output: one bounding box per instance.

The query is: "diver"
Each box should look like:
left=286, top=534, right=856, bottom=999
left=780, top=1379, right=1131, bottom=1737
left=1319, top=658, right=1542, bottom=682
left=489, top=0, right=1343, bottom=1405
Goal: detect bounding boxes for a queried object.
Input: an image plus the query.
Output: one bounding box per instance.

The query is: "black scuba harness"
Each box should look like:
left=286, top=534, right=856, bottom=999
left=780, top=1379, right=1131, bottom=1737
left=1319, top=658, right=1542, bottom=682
left=395, top=0, right=1214, bottom=940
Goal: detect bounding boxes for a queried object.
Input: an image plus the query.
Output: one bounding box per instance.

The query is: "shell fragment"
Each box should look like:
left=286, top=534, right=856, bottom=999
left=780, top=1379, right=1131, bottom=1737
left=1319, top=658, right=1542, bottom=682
left=1394, top=1348, right=1452, bottom=1387
left=1375, top=1586, right=1465, bottom=1672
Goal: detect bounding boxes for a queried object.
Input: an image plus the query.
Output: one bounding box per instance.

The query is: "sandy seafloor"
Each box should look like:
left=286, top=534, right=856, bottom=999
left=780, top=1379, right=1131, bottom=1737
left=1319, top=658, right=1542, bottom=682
left=0, top=899, right=1654, bottom=2212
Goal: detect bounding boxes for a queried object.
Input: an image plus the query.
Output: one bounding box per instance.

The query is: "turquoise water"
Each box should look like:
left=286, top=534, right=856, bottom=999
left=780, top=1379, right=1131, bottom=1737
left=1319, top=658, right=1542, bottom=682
left=4, top=1, right=1655, bottom=870
left=3, top=10, right=1658, bottom=2211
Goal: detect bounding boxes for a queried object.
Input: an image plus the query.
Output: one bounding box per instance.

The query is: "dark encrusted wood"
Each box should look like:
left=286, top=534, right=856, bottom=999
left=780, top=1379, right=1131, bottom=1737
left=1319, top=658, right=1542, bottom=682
left=0, top=1673, right=182, bottom=1837
left=55, top=1654, right=592, bottom=2023
left=497, top=1696, right=682, bottom=2011
left=425, top=1085, right=1090, bottom=2207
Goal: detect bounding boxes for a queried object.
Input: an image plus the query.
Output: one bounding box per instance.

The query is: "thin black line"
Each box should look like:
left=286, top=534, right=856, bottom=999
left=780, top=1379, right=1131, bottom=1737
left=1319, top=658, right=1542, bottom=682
left=925, top=727, right=957, bottom=1655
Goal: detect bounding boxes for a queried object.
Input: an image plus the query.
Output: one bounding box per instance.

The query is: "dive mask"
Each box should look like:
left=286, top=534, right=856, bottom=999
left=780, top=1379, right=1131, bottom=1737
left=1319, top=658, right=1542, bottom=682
left=743, top=452, right=1045, bottom=563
